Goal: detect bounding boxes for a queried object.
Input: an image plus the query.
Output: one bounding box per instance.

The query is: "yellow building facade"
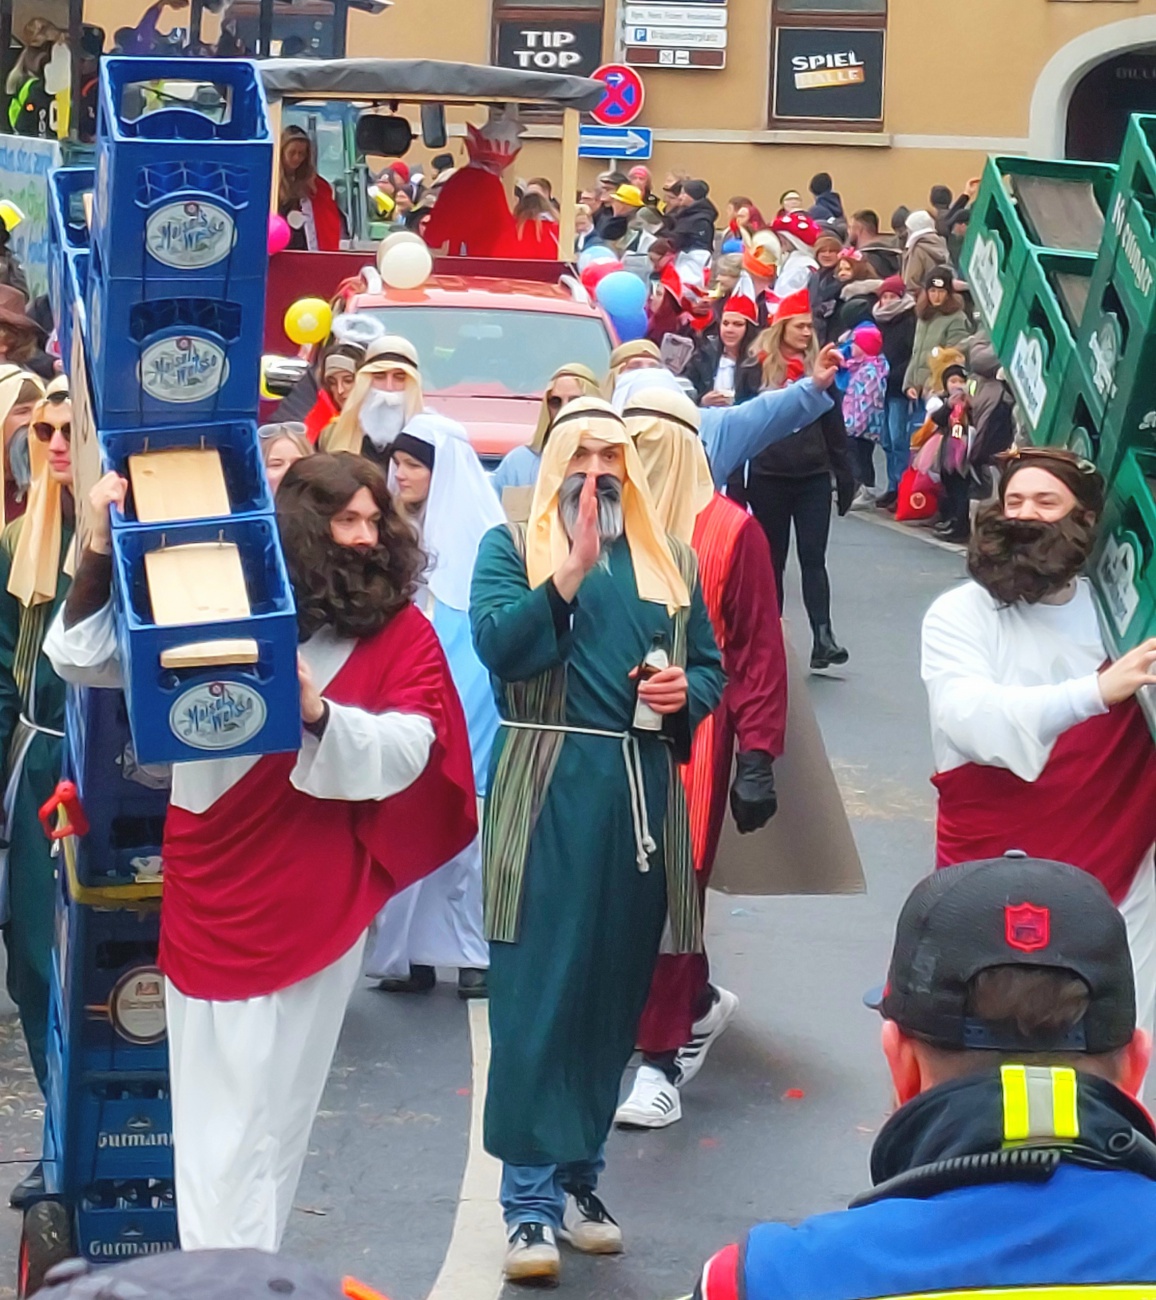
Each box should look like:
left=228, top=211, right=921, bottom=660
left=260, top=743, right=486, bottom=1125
left=76, top=0, right=1156, bottom=216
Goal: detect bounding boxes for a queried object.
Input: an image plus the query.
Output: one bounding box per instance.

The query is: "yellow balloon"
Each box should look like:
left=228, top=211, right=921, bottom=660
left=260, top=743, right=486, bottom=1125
left=284, top=297, right=333, bottom=346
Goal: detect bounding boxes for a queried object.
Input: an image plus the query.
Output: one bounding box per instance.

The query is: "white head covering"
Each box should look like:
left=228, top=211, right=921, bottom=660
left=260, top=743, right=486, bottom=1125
left=390, top=411, right=505, bottom=612
left=611, top=363, right=685, bottom=412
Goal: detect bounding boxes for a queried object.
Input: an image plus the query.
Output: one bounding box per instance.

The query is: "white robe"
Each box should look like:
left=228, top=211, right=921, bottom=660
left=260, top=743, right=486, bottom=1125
left=921, top=577, right=1156, bottom=1039
left=43, top=602, right=436, bottom=1251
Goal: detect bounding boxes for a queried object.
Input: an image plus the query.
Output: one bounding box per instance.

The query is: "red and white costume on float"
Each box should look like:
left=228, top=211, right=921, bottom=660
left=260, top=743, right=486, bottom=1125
left=922, top=575, right=1156, bottom=1035
left=421, top=111, right=522, bottom=258
left=45, top=599, right=476, bottom=1250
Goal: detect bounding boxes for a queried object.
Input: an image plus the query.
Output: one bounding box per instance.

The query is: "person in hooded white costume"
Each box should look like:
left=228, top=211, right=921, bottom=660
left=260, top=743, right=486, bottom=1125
left=366, top=410, right=505, bottom=997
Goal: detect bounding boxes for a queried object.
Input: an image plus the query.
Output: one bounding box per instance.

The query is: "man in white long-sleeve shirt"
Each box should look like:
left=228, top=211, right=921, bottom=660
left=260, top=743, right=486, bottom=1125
left=43, top=453, right=477, bottom=1251
left=922, top=447, right=1156, bottom=1036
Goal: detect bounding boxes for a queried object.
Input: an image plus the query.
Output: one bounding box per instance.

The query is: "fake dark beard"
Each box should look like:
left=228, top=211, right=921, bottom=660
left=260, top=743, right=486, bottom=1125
left=558, top=473, right=625, bottom=544
left=293, top=537, right=406, bottom=641
left=967, top=507, right=1097, bottom=607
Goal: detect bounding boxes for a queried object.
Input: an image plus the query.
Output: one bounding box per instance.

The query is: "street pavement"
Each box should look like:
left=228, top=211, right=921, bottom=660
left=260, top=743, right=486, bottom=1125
left=0, top=512, right=993, bottom=1298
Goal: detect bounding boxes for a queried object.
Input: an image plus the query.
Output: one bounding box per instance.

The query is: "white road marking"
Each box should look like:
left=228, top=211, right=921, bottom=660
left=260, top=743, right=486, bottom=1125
left=426, top=1000, right=505, bottom=1300
left=845, top=509, right=966, bottom=554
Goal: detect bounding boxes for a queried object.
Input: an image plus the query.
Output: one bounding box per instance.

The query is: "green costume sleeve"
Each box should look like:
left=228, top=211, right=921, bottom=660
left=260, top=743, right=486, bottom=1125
left=0, top=529, right=22, bottom=769
left=471, top=525, right=575, bottom=683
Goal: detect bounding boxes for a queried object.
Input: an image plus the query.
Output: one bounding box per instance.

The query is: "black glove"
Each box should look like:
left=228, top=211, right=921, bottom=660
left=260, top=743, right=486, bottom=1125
left=729, top=751, right=777, bottom=834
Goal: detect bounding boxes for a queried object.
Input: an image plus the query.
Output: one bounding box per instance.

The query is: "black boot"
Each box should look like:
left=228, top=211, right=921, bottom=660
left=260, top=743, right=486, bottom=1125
left=810, top=623, right=849, bottom=670
left=457, top=968, right=488, bottom=1000
left=376, top=964, right=437, bottom=994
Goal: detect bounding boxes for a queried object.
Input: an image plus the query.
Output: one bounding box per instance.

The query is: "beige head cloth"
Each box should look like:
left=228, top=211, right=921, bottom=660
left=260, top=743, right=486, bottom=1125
left=0, top=364, right=43, bottom=527
left=603, top=338, right=662, bottom=397
left=9, top=374, right=69, bottom=608
left=322, top=334, right=424, bottom=454
left=527, top=395, right=689, bottom=612
left=622, top=386, right=714, bottom=547
left=531, top=363, right=601, bottom=456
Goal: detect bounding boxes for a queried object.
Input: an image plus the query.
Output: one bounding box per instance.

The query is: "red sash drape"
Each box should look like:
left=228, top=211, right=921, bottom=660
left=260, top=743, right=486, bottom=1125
left=161, top=605, right=477, bottom=1000
left=933, top=698, right=1156, bottom=903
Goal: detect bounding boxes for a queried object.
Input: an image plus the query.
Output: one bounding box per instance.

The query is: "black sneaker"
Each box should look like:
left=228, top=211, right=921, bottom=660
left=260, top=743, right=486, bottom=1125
left=376, top=964, right=436, bottom=994
left=457, top=968, right=488, bottom=1000
left=504, top=1222, right=560, bottom=1284
left=560, top=1189, right=623, bottom=1255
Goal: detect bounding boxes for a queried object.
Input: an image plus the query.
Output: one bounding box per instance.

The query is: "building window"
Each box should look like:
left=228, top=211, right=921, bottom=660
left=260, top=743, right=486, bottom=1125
left=770, top=0, right=886, bottom=129
left=492, top=1, right=605, bottom=78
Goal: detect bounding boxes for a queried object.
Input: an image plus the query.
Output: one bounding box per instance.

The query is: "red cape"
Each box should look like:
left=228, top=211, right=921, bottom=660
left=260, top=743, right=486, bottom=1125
left=422, top=166, right=517, bottom=258
left=161, top=604, right=477, bottom=1000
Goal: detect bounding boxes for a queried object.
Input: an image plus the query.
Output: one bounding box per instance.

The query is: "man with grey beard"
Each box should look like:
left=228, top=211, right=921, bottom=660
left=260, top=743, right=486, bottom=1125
left=470, top=397, right=724, bottom=1284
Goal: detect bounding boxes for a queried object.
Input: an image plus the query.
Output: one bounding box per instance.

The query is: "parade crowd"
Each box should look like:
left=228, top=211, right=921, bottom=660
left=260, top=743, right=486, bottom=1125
left=1, top=125, right=1156, bottom=1300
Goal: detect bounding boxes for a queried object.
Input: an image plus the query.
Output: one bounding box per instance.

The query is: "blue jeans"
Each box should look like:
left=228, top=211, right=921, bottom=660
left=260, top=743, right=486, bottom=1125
left=883, top=395, right=913, bottom=493
left=500, top=1149, right=606, bottom=1229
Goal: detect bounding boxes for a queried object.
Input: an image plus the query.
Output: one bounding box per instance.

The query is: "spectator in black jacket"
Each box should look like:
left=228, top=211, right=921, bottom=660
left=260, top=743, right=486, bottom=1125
left=871, top=274, right=918, bottom=509
left=807, top=172, right=846, bottom=238
left=730, top=288, right=855, bottom=671
left=684, top=295, right=761, bottom=407
left=662, top=179, right=718, bottom=254
left=849, top=208, right=901, bottom=278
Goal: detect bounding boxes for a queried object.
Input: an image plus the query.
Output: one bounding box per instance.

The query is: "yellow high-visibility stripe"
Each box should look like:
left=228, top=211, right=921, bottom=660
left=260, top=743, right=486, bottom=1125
left=1051, top=1066, right=1080, bottom=1141
left=1001, top=1064, right=1031, bottom=1142
left=874, top=1288, right=1156, bottom=1300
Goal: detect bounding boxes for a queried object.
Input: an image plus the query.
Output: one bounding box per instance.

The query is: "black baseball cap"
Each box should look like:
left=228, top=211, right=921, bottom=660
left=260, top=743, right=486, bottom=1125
left=40, top=1250, right=387, bottom=1300
left=866, top=856, right=1136, bottom=1054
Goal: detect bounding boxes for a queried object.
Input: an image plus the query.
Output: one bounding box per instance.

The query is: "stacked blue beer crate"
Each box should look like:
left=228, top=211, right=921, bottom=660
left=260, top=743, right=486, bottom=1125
left=38, top=56, right=299, bottom=1264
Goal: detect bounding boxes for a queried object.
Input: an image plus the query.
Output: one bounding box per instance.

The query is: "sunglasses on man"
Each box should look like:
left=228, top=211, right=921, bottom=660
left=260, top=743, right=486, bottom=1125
left=32, top=419, right=70, bottom=442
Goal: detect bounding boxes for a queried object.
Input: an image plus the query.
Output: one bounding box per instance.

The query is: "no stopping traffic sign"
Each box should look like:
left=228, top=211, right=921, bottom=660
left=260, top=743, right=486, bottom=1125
left=590, top=64, right=646, bottom=127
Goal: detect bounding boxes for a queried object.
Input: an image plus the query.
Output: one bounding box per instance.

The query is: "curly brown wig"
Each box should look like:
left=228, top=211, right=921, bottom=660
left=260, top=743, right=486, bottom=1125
left=276, top=452, right=426, bottom=641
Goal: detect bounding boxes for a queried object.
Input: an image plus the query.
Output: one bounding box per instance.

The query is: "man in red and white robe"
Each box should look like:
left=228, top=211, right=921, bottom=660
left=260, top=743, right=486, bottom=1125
left=616, top=386, right=787, bottom=1128
left=922, top=447, right=1156, bottom=1037
left=45, top=453, right=476, bottom=1252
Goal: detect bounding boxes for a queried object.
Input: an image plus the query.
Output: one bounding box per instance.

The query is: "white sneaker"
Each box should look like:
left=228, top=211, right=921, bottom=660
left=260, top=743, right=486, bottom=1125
left=674, top=986, right=739, bottom=1086
left=504, top=1222, right=560, bottom=1283
left=850, top=486, right=875, bottom=510
left=614, top=1064, right=682, bottom=1128
left=560, top=1189, right=624, bottom=1254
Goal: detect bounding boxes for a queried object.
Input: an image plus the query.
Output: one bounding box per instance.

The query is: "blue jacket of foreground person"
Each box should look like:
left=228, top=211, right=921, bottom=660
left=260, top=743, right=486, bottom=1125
left=696, top=856, right=1156, bottom=1300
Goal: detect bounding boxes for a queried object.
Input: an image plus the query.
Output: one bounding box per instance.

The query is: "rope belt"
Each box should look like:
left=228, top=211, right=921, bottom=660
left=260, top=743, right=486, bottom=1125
left=19, top=714, right=64, bottom=739
left=500, top=720, right=657, bottom=870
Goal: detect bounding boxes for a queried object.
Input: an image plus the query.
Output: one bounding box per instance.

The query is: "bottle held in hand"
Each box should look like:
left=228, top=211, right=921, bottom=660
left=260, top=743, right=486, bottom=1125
left=633, top=632, right=670, bottom=732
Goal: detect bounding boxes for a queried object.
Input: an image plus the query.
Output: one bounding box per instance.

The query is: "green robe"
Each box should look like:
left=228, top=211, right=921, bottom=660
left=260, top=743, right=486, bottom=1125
left=471, top=529, right=724, bottom=1167
left=0, top=516, right=72, bottom=1093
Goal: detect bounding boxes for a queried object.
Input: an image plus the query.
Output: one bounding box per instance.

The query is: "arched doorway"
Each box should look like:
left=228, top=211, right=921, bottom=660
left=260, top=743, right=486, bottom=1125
left=1066, top=46, right=1156, bottom=161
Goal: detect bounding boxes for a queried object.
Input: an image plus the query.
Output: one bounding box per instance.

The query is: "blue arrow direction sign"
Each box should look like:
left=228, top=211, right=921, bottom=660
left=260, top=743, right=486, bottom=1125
left=578, top=125, right=653, bottom=159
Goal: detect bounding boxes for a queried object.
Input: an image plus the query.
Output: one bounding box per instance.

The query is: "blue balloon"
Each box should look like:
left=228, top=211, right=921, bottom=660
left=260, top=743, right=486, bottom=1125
left=609, top=309, right=649, bottom=343
left=577, top=244, right=618, bottom=272
left=721, top=237, right=743, bottom=254
left=596, top=270, right=648, bottom=318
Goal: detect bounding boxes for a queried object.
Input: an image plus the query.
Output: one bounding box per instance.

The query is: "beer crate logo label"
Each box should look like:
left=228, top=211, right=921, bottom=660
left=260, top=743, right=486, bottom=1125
left=1111, top=192, right=1154, bottom=300
left=170, top=681, right=267, bottom=750
left=1089, top=316, right=1122, bottom=401
left=97, top=1116, right=172, bottom=1149
left=1009, top=331, right=1048, bottom=429
left=140, top=335, right=228, bottom=404
left=110, top=967, right=167, bottom=1045
left=145, top=200, right=236, bottom=270
left=1098, top=532, right=1141, bottom=636
left=967, top=234, right=1004, bottom=328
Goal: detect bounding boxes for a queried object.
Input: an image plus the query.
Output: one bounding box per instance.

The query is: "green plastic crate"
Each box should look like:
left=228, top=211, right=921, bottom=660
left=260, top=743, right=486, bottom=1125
left=963, top=155, right=1117, bottom=351
left=1091, top=441, right=1156, bottom=657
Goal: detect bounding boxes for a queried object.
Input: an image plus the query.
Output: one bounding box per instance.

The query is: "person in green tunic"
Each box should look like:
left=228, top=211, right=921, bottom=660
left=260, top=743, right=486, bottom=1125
left=0, top=376, right=73, bottom=1207
left=470, top=397, right=725, bottom=1284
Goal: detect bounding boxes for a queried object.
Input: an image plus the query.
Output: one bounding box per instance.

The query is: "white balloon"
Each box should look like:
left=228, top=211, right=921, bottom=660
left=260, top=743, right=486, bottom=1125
left=376, top=230, right=427, bottom=272
left=379, top=240, right=433, bottom=290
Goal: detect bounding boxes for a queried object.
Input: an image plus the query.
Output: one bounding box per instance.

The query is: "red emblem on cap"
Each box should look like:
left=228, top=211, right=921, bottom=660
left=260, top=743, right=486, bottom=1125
left=1005, top=902, right=1050, bottom=953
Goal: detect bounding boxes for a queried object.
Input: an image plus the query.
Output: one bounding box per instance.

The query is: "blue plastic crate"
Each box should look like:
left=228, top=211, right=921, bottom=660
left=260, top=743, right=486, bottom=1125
left=92, top=57, right=271, bottom=285
left=102, top=418, right=273, bottom=528
left=44, top=1075, right=173, bottom=1190
left=52, top=891, right=169, bottom=1074
left=86, top=253, right=263, bottom=428
left=58, top=250, right=88, bottom=384
left=112, top=516, right=300, bottom=763
left=48, top=167, right=92, bottom=322
left=75, top=1182, right=179, bottom=1263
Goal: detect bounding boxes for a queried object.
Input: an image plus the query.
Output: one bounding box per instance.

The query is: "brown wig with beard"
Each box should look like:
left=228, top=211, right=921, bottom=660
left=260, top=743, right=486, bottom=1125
left=967, top=507, right=1098, bottom=607
left=276, top=452, right=426, bottom=641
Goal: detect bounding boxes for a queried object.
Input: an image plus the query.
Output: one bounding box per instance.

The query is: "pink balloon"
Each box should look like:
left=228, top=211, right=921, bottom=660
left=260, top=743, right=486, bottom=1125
left=268, top=213, right=291, bottom=256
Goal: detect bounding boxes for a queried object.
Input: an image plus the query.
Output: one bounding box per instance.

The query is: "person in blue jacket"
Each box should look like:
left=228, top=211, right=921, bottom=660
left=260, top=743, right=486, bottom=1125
left=695, top=854, right=1156, bottom=1300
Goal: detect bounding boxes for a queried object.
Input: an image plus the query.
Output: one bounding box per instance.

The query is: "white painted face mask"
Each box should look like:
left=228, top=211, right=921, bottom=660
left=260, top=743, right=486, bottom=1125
left=359, top=388, right=406, bottom=449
